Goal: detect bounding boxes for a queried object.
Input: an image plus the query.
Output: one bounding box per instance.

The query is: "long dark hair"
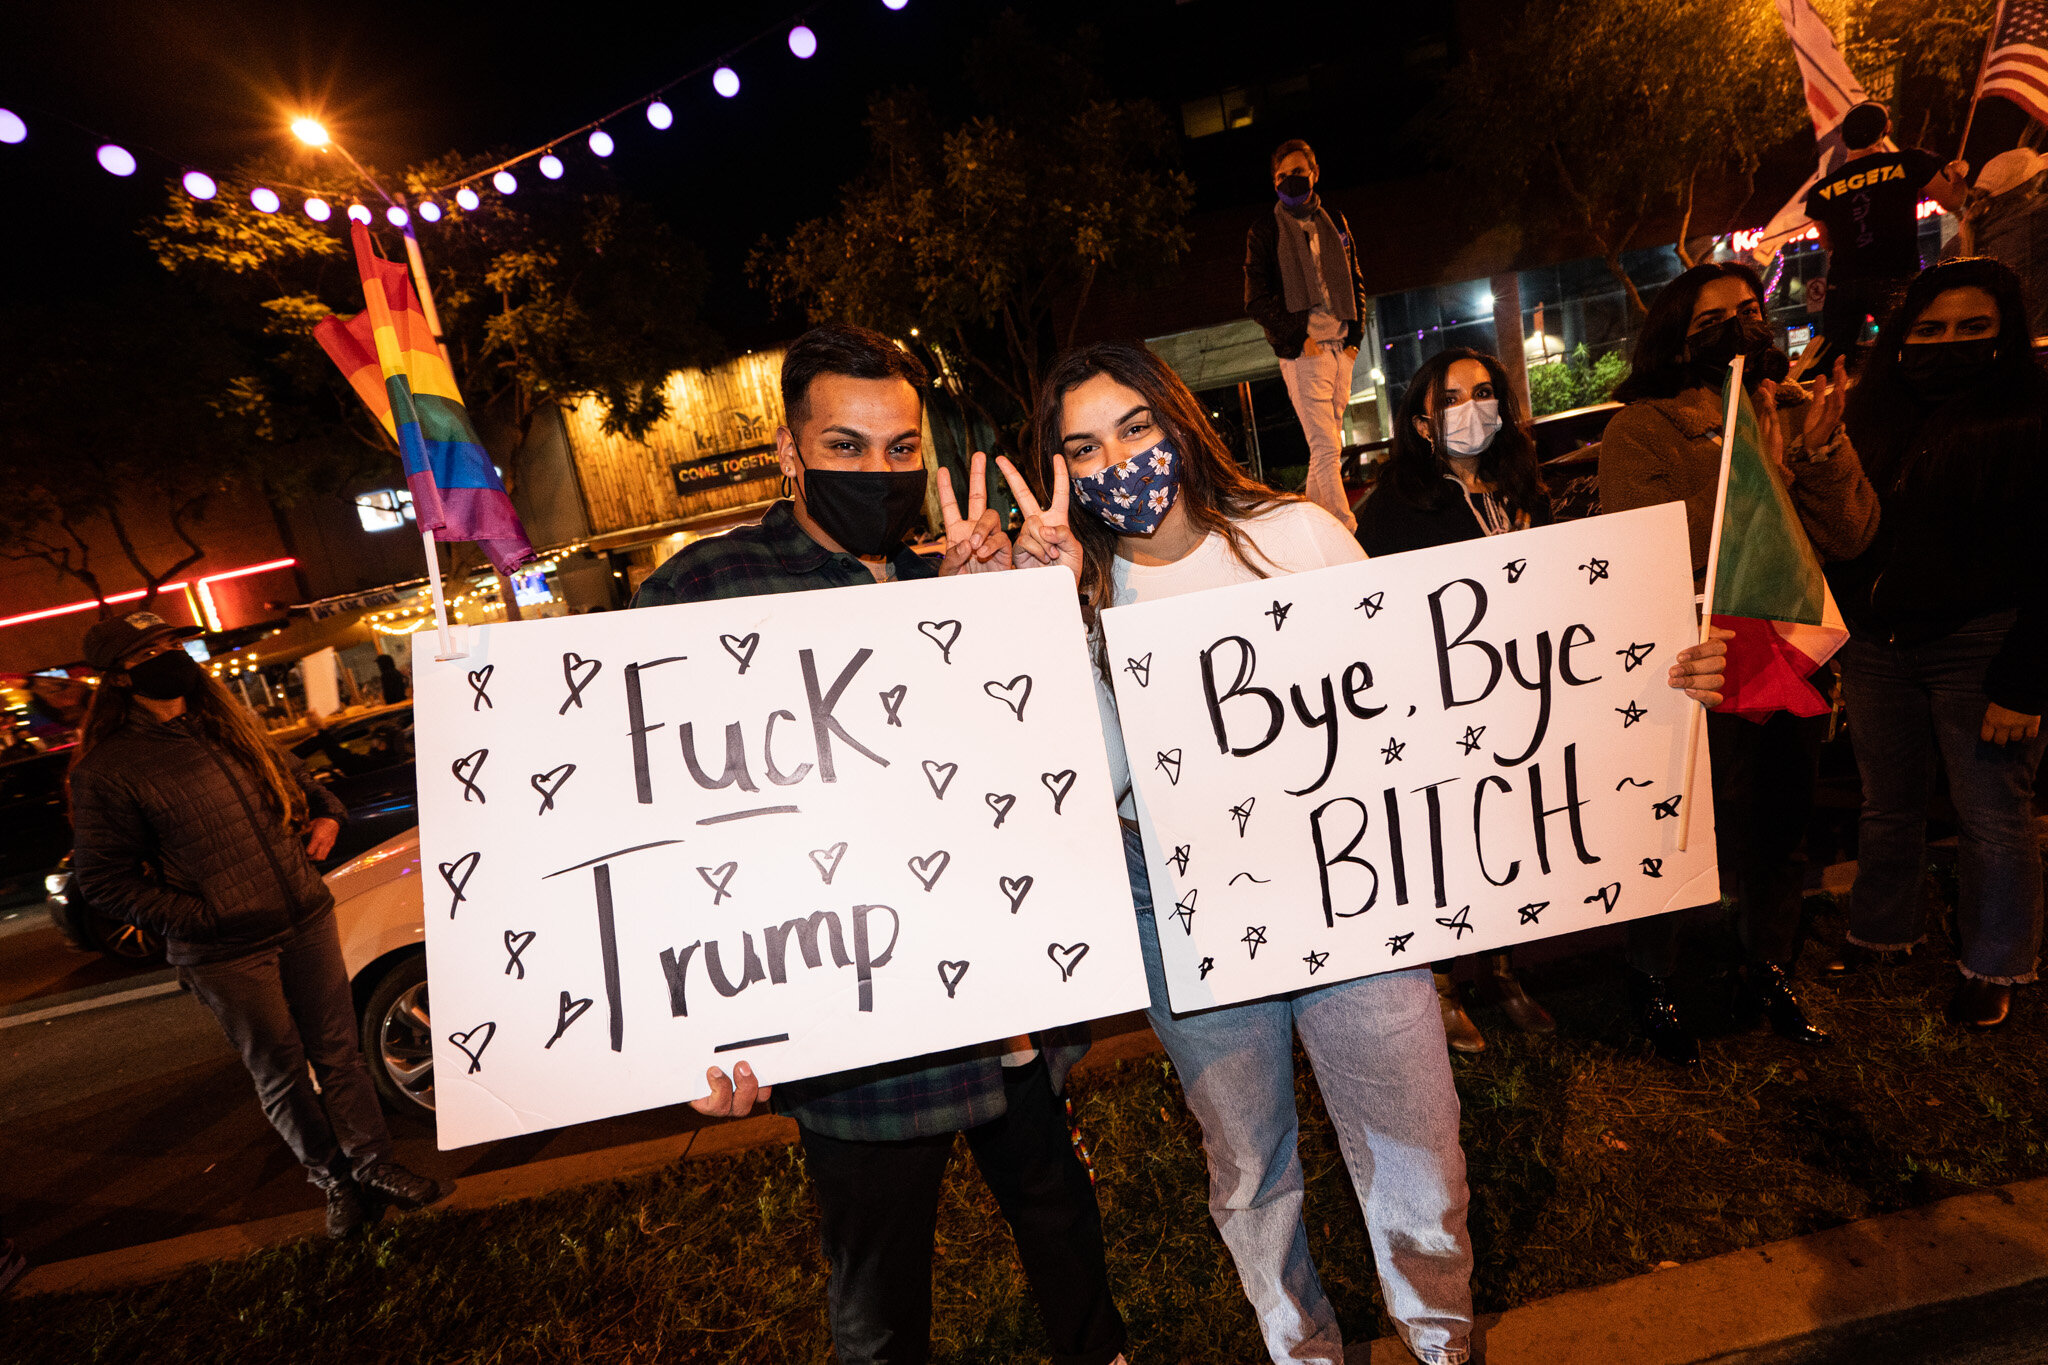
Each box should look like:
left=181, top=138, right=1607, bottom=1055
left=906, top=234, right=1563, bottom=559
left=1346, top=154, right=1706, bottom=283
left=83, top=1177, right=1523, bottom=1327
left=72, top=668, right=309, bottom=828
left=1847, top=255, right=2046, bottom=516
left=1384, top=347, right=1547, bottom=518
left=1029, top=341, right=1300, bottom=615
left=1612, top=261, right=1768, bottom=403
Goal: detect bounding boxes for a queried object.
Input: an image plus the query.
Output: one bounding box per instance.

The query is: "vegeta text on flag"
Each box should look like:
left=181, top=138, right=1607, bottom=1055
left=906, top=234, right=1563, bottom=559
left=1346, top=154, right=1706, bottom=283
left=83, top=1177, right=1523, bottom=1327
left=1102, top=503, right=1719, bottom=1014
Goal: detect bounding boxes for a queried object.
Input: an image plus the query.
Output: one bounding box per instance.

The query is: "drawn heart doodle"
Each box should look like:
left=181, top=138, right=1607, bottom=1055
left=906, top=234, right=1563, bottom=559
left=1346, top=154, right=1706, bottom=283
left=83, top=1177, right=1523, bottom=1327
left=908, top=850, right=952, bottom=892
left=810, top=842, right=848, bottom=884
left=544, top=992, right=593, bottom=1049
left=1640, top=857, right=1664, bottom=879
left=879, top=684, right=908, bottom=727
left=503, top=929, right=536, bottom=979
left=921, top=759, right=959, bottom=800
left=1041, top=769, right=1076, bottom=814
left=1047, top=942, right=1090, bottom=982
left=466, top=665, right=494, bottom=711
left=559, top=652, right=602, bottom=714
left=1155, top=749, right=1183, bottom=785
left=917, top=619, right=962, bottom=663
left=448, top=1021, right=496, bottom=1074
left=530, top=763, right=577, bottom=814
left=985, top=792, right=1016, bottom=828
left=720, top=632, right=761, bottom=673
left=452, top=748, right=490, bottom=804
left=1000, top=875, right=1034, bottom=914
left=937, top=960, right=970, bottom=998
left=438, top=850, right=481, bottom=917
left=983, top=674, right=1033, bottom=721
left=1504, top=559, right=1529, bottom=584
left=697, top=861, right=739, bottom=904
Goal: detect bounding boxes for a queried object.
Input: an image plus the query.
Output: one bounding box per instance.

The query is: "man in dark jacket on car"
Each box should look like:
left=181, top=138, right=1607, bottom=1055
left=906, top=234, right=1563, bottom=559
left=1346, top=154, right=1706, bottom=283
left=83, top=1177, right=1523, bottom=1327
left=69, top=612, right=450, bottom=1237
left=1246, top=137, right=1369, bottom=532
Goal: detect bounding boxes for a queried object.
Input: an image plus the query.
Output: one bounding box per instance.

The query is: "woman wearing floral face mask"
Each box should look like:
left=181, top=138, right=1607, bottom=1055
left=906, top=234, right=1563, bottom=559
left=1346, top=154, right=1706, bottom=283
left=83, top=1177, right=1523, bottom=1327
left=1354, top=348, right=1557, bottom=1051
left=1598, top=261, right=1877, bottom=1066
left=1828, top=257, right=2048, bottom=1028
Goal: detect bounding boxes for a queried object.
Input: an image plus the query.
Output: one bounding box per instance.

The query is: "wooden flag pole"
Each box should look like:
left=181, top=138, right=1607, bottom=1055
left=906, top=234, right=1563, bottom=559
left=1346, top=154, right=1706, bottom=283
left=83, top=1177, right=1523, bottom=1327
left=1957, top=0, right=2004, bottom=164
left=1678, top=353, right=1745, bottom=852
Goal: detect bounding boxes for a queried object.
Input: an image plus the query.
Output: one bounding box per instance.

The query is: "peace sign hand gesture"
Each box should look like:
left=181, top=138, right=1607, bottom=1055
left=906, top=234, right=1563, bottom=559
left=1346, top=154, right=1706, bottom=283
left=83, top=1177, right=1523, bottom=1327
left=996, top=454, right=1083, bottom=584
left=936, top=450, right=1013, bottom=576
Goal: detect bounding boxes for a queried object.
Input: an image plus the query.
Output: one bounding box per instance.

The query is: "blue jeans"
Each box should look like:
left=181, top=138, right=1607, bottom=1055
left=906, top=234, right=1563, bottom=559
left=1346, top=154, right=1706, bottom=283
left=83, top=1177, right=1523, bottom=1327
left=1126, top=831, right=1473, bottom=1364
left=1840, top=616, right=2048, bottom=982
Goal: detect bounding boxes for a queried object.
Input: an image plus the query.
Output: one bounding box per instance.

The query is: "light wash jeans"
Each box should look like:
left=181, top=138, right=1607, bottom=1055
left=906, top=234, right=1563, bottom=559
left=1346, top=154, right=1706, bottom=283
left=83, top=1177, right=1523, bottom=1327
left=1126, top=830, right=1473, bottom=1364
left=1278, top=342, right=1359, bottom=532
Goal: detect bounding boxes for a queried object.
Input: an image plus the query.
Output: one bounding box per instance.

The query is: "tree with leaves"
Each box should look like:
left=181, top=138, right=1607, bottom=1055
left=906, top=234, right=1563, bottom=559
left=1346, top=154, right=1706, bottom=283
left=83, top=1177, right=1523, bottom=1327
left=750, top=13, right=1193, bottom=457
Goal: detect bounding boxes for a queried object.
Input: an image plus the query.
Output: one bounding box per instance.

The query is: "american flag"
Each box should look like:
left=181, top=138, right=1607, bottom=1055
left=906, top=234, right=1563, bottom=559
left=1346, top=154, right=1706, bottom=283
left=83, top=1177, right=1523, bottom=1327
left=1981, top=0, right=2048, bottom=128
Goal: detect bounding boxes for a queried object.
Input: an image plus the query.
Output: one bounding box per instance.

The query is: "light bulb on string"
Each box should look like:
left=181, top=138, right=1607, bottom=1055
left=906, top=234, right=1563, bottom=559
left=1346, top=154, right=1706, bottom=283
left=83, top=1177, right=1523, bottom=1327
left=588, top=129, right=614, bottom=157
left=418, top=200, right=442, bottom=222
left=539, top=152, right=563, bottom=180
left=304, top=197, right=331, bottom=221
left=788, top=25, right=817, bottom=58
left=182, top=170, right=217, bottom=200
left=456, top=186, right=480, bottom=211
left=250, top=186, right=280, bottom=213
left=713, top=66, right=741, bottom=98
left=96, top=144, right=136, bottom=177
left=347, top=202, right=372, bottom=224
left=646, top=100, right=673, bottom=130
left=493, top=169, right=517, bottom=194
left=386, top=205, right=410, bottom=227
left=0, top=110, right=25, bottom=144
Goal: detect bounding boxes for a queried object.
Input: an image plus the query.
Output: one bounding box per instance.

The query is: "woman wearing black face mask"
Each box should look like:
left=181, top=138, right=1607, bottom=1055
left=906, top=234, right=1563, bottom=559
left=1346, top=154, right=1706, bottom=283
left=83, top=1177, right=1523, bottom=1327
left=68, top=612, right=451, bottom=1237
left=1829, top=257, right=2048, bottom=1029
left=1599, top=261, right=1878, bottom=1065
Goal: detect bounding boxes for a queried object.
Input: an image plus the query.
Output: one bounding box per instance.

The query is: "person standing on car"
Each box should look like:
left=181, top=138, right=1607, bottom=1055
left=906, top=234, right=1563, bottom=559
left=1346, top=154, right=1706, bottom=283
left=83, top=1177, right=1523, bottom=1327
left=1246, top=138, right=1368, bottom=532
left=68, top=612, right=451, bottom=1238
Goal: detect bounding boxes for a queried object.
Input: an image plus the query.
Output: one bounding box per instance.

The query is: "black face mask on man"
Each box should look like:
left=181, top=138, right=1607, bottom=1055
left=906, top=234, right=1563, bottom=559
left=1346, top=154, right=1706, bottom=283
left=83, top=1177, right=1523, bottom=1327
left=1684, top=313, right=1778, bottom=385
left=795, top=455, right=929, bottom=558
left=1898, top=337, right=1998, bottom=404
left=126, top=649, right=202, bottom=701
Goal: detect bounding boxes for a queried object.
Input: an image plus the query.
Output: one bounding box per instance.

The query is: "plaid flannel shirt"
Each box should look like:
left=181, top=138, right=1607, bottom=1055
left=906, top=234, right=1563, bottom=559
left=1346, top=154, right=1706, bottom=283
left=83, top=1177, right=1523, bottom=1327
left=629, top=500, right=1089, bottom=1142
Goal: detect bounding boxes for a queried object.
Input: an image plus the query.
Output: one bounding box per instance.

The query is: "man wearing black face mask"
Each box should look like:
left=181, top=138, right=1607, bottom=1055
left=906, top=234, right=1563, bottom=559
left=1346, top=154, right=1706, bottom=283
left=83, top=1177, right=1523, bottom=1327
left=630, top=323, right=1130, bottom=1365
left=69, top=612, right=451, bottom=1237
left=1246, top=138, right=1368, bottom=532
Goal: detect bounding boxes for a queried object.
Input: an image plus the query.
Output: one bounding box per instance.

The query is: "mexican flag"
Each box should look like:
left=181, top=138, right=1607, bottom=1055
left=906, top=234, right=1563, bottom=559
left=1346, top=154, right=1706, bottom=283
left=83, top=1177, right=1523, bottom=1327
left=1703, top=363, right=1847, bottom=721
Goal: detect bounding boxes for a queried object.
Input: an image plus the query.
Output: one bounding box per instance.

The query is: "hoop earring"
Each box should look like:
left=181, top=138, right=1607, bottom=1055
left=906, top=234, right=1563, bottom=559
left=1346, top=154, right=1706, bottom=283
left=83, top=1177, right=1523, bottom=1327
left=780, top=473, right=794, bottom=499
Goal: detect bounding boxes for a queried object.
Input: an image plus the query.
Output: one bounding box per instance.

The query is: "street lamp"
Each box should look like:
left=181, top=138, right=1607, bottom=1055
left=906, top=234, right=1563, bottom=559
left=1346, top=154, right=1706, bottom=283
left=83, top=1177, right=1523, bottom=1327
left=291, top=118, right=330, bottom=148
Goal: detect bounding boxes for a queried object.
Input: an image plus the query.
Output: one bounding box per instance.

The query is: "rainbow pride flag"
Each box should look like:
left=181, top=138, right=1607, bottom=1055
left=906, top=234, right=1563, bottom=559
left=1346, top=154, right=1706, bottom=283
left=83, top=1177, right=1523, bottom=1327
left=1705, top=374, right=1847, bottom=721
left=314, top=222, right=534, bottom=575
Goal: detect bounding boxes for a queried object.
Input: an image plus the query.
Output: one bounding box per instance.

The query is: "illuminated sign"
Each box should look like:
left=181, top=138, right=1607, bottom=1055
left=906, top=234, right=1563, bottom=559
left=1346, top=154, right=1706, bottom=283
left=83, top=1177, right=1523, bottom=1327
left=670, top=443, right=779, bottom=497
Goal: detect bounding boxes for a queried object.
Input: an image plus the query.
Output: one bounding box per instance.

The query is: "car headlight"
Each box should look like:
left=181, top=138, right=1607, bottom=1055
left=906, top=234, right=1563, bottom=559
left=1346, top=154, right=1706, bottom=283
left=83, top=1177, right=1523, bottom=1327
left=44, top=872, right=69, bottom=903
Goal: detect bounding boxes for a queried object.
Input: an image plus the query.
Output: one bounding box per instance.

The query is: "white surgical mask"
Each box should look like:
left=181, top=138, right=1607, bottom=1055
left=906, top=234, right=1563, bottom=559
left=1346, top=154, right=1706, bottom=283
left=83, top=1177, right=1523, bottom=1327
left=1439, top=397, right=1501, bottom=456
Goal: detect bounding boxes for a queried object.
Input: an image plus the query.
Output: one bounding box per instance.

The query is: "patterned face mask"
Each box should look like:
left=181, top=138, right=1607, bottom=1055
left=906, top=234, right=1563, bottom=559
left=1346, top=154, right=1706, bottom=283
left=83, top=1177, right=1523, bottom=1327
left=1069, top=440, right=1183, bottom=535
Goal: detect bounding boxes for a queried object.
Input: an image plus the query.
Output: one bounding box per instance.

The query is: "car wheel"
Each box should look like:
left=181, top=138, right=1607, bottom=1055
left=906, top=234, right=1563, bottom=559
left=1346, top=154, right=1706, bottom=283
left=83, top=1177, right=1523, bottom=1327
left=93, top=913, right=165, bottom=964
left=359, top=952, right=435, bottom=1121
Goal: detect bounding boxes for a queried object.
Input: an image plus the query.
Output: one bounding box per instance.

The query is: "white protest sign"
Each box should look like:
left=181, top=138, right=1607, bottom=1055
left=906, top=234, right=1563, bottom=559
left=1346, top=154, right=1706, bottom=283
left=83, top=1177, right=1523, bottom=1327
left=411, top=567, right=1146, bottom=1149
left=1100, top=501, right=1719, bottom=1013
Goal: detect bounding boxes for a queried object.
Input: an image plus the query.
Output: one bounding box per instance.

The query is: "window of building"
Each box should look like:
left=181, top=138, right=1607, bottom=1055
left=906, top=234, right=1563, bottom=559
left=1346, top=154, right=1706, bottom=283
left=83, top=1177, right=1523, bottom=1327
left=1180, top=87, right=1259, bottom=139
left=355, top=489, right=416, bottom=532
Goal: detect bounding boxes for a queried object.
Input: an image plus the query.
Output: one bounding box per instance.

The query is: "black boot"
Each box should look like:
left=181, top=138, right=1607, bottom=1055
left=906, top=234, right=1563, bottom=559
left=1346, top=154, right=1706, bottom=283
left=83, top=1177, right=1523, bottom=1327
left=356, top=1160, right=453, bottom=1212
left=1627, top=968, right=1698, bottom=1064
left=321, top=1178, right=369, bottom=1238
left=1746, top=961, right=1830, bottom=1046
left=1947, top=975, right=2013, bottom=1029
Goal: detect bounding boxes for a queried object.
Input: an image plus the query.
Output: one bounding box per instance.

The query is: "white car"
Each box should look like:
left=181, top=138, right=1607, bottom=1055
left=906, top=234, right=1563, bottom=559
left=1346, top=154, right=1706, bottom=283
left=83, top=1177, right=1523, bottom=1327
left=329, top=829, right=433, bottom=1121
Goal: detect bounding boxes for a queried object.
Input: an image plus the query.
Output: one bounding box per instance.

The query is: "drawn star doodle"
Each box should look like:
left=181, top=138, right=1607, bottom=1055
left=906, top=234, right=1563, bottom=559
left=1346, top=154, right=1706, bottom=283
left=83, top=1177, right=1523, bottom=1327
left=1229, top=798, right=1257, bottom=836
left=1615, top=700, right=1648, bottom=728
left=1170, top=890, right=1199, bottom=934
left=1303, top=949, right=1330, bottom=975
left=1435, top=905, right=1475, bottom=940
left=1585, top=882, right=1623, bottom=914
left=1124, top=653, right=1153, bottom=688
left=1517, top=901, right=1549, bottom=925
left=1265, top=600, right=1293, bottom=631
left=1387, top=932, right=1415, bottom=955
left=1241, top=925, right=1268, bottom=959
left=1504, top=558, right=1528, bottom=583
left=1356, top=591, right=1385, bottom=618
left=1198, top=956, right=1216, bottom=980
left=1641, top=857, right=1665, bottom=878
left=1457, top=726, right=1486, bottom=755
left=1166, top=844, right=1192, bottom=877
left=1652, top=794, right=1682, bottom=820
left=1580, top=557, right=1610, bottom=583
left=1382, top=737, right=1406, bottom=764
left=1616, top=641, right=1656, bottom=672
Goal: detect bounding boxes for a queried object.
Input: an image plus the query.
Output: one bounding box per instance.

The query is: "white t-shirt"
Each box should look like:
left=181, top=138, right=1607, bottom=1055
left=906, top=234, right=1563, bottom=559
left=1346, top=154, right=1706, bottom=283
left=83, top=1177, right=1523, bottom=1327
left=1094, top=500, right=1366, bottom=819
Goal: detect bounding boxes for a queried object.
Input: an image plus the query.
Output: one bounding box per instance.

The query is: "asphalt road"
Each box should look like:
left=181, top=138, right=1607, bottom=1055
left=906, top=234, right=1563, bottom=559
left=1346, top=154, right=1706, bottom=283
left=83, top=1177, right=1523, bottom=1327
left=0, top=907, right=718, bottom=1266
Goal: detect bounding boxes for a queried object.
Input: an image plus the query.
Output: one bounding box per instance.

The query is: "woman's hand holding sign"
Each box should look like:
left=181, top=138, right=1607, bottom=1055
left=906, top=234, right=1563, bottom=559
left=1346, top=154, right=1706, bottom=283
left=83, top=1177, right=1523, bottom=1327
left=998, top=454, right=1084, bottom=582
left=691, top=1062, right=772, bottom=1118
left=937, top=450, right=1013, bottom=576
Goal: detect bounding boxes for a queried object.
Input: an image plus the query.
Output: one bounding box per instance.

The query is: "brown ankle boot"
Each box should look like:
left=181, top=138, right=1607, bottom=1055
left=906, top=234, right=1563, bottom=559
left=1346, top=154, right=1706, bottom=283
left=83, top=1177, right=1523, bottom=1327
left=1434, top=971, right=1486, bottom=1053
left=1486, top=952, right=1556, bottom=1035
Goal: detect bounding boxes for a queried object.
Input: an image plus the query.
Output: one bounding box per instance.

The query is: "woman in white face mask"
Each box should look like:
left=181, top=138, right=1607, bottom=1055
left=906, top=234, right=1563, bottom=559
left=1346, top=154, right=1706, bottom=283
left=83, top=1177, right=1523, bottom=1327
left=1356, top=348, right=1558, bottom=1053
